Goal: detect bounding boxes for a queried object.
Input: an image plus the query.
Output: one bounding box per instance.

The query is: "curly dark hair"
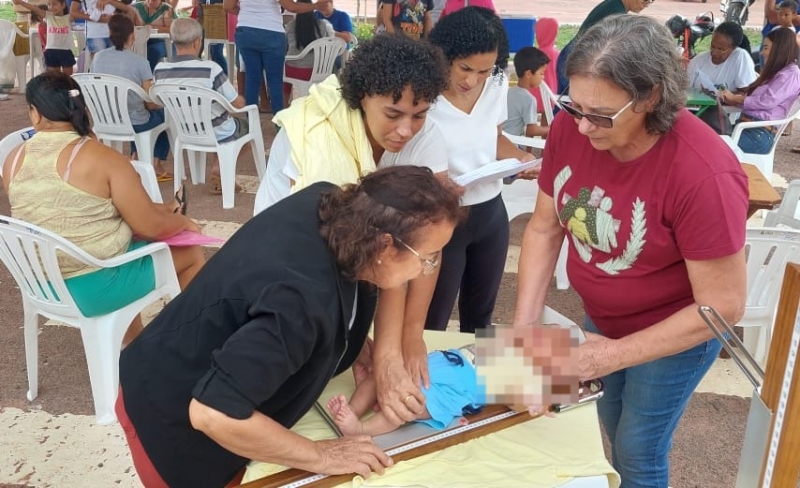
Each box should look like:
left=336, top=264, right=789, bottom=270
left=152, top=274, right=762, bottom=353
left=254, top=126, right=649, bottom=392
left=428, top=7, right=509, bottom=77
left=318, top=166, right=464, bottom=281
left=338, top=34, right=448, bottom=109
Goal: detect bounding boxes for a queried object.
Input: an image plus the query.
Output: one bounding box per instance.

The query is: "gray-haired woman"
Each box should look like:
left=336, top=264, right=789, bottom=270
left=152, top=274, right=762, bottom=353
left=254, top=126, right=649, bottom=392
left=512, top=14, right=748, bottom=487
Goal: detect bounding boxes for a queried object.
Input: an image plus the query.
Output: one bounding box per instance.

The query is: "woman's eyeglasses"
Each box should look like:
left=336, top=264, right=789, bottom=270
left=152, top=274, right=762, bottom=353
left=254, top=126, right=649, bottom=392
left=557, top=96, right=635, bottom=129
left=392, top=236, right=440, bottom=276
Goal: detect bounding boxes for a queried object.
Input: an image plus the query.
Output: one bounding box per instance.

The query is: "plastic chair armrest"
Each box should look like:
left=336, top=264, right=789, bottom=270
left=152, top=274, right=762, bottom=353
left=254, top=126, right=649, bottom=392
left=91, top=242, right=171, bottom=268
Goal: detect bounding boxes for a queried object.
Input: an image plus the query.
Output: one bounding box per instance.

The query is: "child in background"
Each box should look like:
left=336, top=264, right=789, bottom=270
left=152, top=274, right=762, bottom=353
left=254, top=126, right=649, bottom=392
left=13, top=0, right=76, bottom=75
left=503, top=46, right=549, bottom=139
left=328, top=345, right=481, bottom=435
left=775, top=0, right=799, bottom=29
left=533, top=17, right=559, bottom=115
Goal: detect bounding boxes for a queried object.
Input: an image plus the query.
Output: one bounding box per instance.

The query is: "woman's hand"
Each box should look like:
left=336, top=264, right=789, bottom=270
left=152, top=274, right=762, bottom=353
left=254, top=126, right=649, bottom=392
left=373, top=354, right=425, bottom=425
left=313, top=436, right=393, bottom=479
left=577, top=331, right=620, bottom=380
left=402, top=335, right=430, bottom=389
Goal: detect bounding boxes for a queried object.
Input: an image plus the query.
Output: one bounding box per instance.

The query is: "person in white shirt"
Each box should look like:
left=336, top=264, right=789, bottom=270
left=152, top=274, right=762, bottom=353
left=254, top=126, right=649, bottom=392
left=424, top=7, right=536, bottom=334
left=254, top=34, right=455, bottom=428
left=71, top=0, right=116, bottom=54
left=687, top=21, right=757, bottom=133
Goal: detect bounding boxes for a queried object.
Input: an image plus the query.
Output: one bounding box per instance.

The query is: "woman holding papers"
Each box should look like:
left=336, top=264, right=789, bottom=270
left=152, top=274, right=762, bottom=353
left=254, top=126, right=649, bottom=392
left=718, top=27, right=800, bottom=154
left=424, top=7, right=536, bottom=333
left=2, top=72, right=205, bottom=347
left=254, top=33, right=454, bottom=428
left=513, top=15, right=748, bottom=487
left=116, top=166, right=462, bottom=488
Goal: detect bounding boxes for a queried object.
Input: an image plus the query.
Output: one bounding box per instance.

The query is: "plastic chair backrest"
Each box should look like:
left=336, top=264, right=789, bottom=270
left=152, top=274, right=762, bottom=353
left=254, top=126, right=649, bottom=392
left=150, top=83, right=230, bottom=148
left=0, top=216, right=85, bottom=320
left=744, top=228, right=800, bottom=320
left=764, top=180, right=800, bottom=229
left=132, top=27, right=150, bottom=59
left=539, top=83, right=557, bottom=125
left=73, top=73, right=150, bottom=137
left=0, top=127, right=35, bottom=175
left=305, top=37, right=347, bottom=83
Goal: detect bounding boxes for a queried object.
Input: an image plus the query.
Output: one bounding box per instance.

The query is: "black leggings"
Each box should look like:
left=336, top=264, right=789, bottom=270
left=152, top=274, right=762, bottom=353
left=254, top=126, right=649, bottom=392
left=425, top=193, right=509, bottom=333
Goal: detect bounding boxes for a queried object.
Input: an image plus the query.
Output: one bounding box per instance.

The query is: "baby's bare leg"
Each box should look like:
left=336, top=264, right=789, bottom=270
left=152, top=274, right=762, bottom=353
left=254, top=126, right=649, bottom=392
left=348, top=375, right=379, bottom=417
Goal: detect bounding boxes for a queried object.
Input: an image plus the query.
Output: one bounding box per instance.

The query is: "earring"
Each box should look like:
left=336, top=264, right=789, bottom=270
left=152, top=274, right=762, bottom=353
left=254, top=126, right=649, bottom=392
left=377, top=260, right=382, bottom=265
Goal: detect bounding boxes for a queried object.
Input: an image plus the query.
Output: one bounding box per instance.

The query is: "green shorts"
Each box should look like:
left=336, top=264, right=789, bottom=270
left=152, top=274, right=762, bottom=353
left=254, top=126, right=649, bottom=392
left=64, top=241, right=156, bottom=318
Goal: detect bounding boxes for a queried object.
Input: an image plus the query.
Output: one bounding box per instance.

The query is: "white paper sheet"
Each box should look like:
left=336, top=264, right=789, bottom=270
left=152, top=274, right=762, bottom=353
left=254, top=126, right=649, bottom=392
left=453, top=158, right=542, bottom=187
left=693, top=70, right=720, bottom=96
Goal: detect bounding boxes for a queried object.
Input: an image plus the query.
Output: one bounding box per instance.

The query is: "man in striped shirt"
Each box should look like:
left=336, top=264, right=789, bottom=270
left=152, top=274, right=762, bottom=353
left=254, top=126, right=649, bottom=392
left=153, top=17, right=247, bottom=192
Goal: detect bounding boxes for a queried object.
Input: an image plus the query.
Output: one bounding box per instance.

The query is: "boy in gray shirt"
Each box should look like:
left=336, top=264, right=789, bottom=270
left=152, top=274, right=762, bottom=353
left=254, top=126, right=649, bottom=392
left=504, top=47, right=550, bottom=139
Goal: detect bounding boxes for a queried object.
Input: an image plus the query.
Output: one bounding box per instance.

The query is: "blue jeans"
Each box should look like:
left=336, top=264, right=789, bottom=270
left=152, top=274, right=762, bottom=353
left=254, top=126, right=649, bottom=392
left=146, top=39, right=167, bottom=73
left=235, top=26, right=286, bottom=114
left=131, top=109, right=170, bottom=161
left=737, top=127, right=775, bottom=155
left=584, top=317, right=721, bottom=488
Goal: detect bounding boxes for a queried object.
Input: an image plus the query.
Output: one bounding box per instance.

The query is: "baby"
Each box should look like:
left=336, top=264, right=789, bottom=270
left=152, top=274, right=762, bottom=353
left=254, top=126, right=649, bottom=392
left=328, top=324, right=581, bottom=436
left=328, top=345, right=480, bottom=436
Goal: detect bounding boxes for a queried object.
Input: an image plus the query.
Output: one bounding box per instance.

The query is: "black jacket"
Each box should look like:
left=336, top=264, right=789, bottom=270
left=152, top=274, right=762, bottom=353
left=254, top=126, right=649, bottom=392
left=119, top=183, right=376, bottom=488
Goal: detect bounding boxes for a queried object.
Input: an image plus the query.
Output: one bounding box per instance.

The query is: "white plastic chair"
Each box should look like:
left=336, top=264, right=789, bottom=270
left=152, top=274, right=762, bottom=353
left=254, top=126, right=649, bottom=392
left=720, top=95, right=800, bottom=179
left=1, top=127, right=162, bottom=203
left=149, top=83, right=267, bottom=209
left=0, top=126, right=35, bottom=174
left=764, top=180, right=800, bottom=229
left=502, top=178, right=570, bottom=290
left=29, top=28, right=44, bottom=77
left=539, top=82, right=558, bottom=126
left=72, top=73, right=169, bottom=170
left=741, top=227, right=800, bottom=365
left=0, top=215, right=180, bottom=424
left=132, top=26, right=151, bottom=60
left=340, top=34, right=358, bottom=68
left=284, top=37, right=347, bottom=100
left=0, top=19, right=30, bottom=90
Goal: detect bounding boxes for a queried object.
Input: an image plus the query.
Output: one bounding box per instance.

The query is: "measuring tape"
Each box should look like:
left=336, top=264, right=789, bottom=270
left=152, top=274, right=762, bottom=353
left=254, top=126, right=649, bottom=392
left=761, top=315, right=800, bottom=487
left=277, top=410, right=522, bottom=488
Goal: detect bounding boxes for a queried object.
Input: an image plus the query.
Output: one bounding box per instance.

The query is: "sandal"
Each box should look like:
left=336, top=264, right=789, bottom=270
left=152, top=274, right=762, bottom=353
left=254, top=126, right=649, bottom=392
left=792, top=147, right=800, bottom=154
left=157, top=170, right=174, bottom=182
left=173, top=184, right=187, bottom=215
left=208, top=174, right=243, bottom=195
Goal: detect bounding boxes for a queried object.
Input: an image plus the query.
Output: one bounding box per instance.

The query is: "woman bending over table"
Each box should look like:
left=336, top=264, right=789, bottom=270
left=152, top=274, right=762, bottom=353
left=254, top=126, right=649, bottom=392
left=719, top=27, right=800, bottom=155
left=116, top=166, right=461, bottom=487
left=2, top=72, right=204, bottom=347
left=513, top=15, right=747, bottom=487
left=254, top=33, right=453, bottom=426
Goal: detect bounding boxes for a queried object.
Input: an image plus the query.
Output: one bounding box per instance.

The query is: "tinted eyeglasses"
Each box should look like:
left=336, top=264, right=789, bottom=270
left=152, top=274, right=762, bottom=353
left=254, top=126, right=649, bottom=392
left=557, top=96, right=635, bottom=129
left=393, top=236, right=440, bottom=276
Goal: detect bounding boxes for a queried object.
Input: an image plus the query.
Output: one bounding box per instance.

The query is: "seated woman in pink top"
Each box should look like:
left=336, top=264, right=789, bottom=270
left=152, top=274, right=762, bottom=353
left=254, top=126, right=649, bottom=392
left=719, top=27, right=800, bottom=154
left=2, top=72, right=205, bottom=347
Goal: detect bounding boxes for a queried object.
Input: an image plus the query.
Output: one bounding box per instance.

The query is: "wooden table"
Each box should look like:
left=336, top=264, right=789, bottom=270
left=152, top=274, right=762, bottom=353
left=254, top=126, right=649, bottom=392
left=687, top=88, right=717, bottom=117
left=743, top=162, right=782, bottom=218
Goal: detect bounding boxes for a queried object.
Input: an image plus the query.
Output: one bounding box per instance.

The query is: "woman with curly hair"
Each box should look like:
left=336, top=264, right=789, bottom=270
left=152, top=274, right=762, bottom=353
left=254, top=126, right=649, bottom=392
left=116, top=166, right=461, bottom=487
left=424, top=7, right=536, bottom=333
left=513, top=15, right=747, bottom=486
left=254, top=33, right=454, bottom=429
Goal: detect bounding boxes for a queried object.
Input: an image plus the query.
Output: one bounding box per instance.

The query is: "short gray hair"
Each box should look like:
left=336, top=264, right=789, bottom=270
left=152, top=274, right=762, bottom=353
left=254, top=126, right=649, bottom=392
left=566, top=14, right=687, bottom=135
left=170, top=18, right=203, bottom=47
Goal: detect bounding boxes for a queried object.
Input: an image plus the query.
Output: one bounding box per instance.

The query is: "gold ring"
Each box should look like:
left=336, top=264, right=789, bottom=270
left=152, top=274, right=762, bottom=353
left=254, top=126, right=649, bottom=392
left=403, top=394, right=413, bottom=404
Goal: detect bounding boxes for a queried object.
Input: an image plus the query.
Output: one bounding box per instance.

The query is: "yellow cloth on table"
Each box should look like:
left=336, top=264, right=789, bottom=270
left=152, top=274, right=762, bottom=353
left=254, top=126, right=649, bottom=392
left=273, top=75, right=376, bottom=194
left=243, top=331, right=620, bottom=488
